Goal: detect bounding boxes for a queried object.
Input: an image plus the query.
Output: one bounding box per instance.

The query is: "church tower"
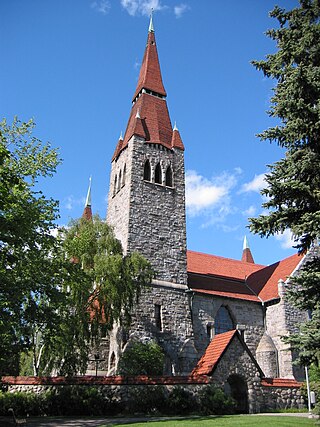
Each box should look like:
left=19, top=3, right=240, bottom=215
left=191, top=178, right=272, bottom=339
left=106, top=17, right=197, bottom=375
left=107, top=16, right=187, bottom=286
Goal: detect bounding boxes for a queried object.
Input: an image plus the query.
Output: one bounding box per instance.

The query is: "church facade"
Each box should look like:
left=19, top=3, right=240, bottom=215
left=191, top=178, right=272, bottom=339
left=100, top=17, right=308, bottom=386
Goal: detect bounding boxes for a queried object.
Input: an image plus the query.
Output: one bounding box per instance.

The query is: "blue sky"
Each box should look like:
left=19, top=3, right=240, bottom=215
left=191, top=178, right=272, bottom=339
left=1, top=0, right=299, bottom=266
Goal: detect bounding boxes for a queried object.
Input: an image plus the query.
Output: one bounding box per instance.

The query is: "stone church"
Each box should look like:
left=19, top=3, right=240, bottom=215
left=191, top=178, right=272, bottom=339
left=87, top=17, right=309, bottom=387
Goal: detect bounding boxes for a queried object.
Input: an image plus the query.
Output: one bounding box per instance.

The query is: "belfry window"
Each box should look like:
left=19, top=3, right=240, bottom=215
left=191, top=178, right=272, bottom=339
left=113, top=175, right=117, bottom=196
left=155, top=163, right=162, bottom=184
left=144, top=160, right=151, bottom=181
left=122, top=164, right=126, bottom=186
left=165, top=166, right=173, bottom=187
left=118, top=170, right=122, bottom=192
left=215, top=306, right=234, bottom=335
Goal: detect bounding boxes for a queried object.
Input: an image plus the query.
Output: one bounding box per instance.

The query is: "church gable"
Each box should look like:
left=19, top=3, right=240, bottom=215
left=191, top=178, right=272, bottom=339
left=192, top=330, right=263, bottom=378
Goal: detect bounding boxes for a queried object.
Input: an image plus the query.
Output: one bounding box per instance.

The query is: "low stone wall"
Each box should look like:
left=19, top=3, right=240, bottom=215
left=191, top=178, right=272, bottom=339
left=260, top=378, right=305, bottom=411
left=1, top=375, right=305, bottom=414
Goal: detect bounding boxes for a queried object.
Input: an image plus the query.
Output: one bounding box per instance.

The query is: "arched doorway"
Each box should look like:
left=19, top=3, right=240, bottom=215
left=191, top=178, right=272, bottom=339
left=227, top=374, right=248, bottom=413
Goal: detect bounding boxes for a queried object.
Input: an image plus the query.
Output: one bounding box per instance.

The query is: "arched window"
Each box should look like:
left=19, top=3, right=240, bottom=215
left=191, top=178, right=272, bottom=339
left=155, top=163, right=162, bottom=184
left=122, top=164, right=126, bottom=186
left=118, top=170, right=122, bottom=192
left=215, top=306, right=234, bottom=335
left=165, top=166, right=173, bottom=187
left=113, top=175, right=117, bottom=196
left=144, top=160, right=151, bottom=181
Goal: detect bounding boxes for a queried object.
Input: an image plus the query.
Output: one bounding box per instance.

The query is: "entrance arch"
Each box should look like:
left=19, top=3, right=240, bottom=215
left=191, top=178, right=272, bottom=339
left=227, top=374, right=248, bottom=413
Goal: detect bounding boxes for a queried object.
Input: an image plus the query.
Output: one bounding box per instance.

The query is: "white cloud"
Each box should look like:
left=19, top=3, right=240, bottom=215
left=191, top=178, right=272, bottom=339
left=185, top=170, right=237, bottom=218
left=63, top=195, right=85, bottom=211
left=174, top=3, right=190, bottom=18
left=121, top=0, right=165, bottom=16
left=240, top=173, right=266, bottom=193
left=275, top=229, right=295, bottom=249
left=91, top=0, right=111, bottom=14
left=242, top=205, right=256, bottom=217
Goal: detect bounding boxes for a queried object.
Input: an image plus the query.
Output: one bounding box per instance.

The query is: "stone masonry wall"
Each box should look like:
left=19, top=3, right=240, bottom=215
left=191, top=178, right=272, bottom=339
left=3, top=376, right=304, bottom=414
left=108, top=282, right=198, bottom=376
left=211, top=335, right=263, bottom=413
left=108, top=135, right=187, bottom=285
left=192, top=294, right=264, bottom=357
left=107, top=144, right=132, bottom=254
left=266, top=281, right=307, bottom=380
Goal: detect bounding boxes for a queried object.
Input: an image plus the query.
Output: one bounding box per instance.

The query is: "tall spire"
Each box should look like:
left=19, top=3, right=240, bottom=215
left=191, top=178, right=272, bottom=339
left=149, top=10, right=154, bottom=33
left=241, top=236, right=254, bottom=264
left=113, top=17, right=184, bottom=158
left=82, top=177, right=93, bottom=221
left=132, top=15, right=166, bottom=102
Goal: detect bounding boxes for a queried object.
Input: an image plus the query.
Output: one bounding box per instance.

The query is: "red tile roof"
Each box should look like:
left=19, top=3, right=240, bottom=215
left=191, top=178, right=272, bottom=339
left=192, top=330, right=237, bottom=376
left=261, top=378, right=302, bottom=388
left=187, top=250, right=303, bottom=303
left=187, top=250, right=264, bottom=281
left=123, top=94, right=173, bottom=150
left=247, top=253, right=303, bottom=302
left=188, top=273, right=260, bottom=302
left=133, top=30, right=166, bottom=102
left=1, top=375, right=210, bottom=386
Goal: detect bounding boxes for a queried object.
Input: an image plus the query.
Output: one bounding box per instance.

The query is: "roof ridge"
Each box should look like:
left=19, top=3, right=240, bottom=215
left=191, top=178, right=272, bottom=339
left=187, top=249, right=265, bottom=267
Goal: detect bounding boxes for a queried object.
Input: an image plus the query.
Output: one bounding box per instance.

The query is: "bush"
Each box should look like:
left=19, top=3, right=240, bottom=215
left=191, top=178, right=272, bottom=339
left=0, top=387, right=118, bottom=417
left=167, top=386, right=197, bottom=415
left=125, top=385, right=167, bottom=414
left=117, top=341, right=164, bottom=376
left=197, top=384, right=236, bottom=415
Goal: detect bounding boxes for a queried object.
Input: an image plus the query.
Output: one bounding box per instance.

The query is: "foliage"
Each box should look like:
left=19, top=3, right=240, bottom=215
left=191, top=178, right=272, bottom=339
left=197, top=384, right=236, bottom=415
left=167, top=386, right=197, bottom=415
left=117, top=341, right=164, bottom=376
left=301, top=379, right=320, bottom=415
left=125, top=385, right=167, bottom=414
left=249, top=0, right=320, bottom=365
left=62, top=215, right=154, bottom=330
left=0, top=387, right=118, bottom=417
left=0, top=117, right=61, bottom=375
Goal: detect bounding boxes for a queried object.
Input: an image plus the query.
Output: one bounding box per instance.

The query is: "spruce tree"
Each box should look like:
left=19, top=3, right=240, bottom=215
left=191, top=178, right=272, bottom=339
left=249, top=0, right=320, bottom=365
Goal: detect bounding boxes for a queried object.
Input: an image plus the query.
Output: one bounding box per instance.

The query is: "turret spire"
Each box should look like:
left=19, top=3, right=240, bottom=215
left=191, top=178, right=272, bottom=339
left=149, top=10, right=154, bottom=33
left=241, top=236, right=254, bottom=263
left=82, top=176, right=93, bottom=221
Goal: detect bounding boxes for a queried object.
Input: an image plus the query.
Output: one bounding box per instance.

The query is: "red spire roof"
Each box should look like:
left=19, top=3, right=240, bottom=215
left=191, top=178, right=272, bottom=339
left=132, top=27, right=166, bottom=102
left=82, top=177, right=92, bottom=221
left=171, top=125, right=185, bottom=151
left=241, top=236, right=254, bottom=263
left=112, top=18, right=184, bottom=160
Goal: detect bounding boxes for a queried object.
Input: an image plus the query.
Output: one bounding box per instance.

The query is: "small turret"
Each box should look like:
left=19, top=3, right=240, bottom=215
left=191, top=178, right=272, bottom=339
left=241, top=236, right=254, bottom=263
left=82, top=176, right=93, bottom=221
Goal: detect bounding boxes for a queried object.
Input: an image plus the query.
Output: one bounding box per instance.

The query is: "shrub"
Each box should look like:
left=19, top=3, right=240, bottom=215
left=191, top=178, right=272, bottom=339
left=197, top=384, right=236, bottom=415
left=167, top=386, right=197, bottom=415
left=117, top=341, right=164, bottom=376
left=0, top=387, right=118, bottom=417
left=125, top=385, right=168, bottom=414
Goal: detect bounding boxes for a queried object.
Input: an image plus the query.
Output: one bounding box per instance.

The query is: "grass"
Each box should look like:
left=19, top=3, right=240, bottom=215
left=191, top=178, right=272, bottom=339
left=107, top=415, right=317, bottom=427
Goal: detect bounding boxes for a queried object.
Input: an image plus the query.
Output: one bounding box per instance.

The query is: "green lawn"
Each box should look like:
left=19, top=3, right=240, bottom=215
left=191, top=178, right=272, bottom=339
left=108, top=415, right=317, bottom=427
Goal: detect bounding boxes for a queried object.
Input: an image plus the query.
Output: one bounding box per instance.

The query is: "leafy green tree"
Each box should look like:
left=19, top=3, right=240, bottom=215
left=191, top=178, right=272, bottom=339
left=0, top=117, right=61, bottom=375
left=249, top=0, right=320, bottom=365
left=117, top=341, right=164, bottom=376
left=38, top=215, right=154, bottom=376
